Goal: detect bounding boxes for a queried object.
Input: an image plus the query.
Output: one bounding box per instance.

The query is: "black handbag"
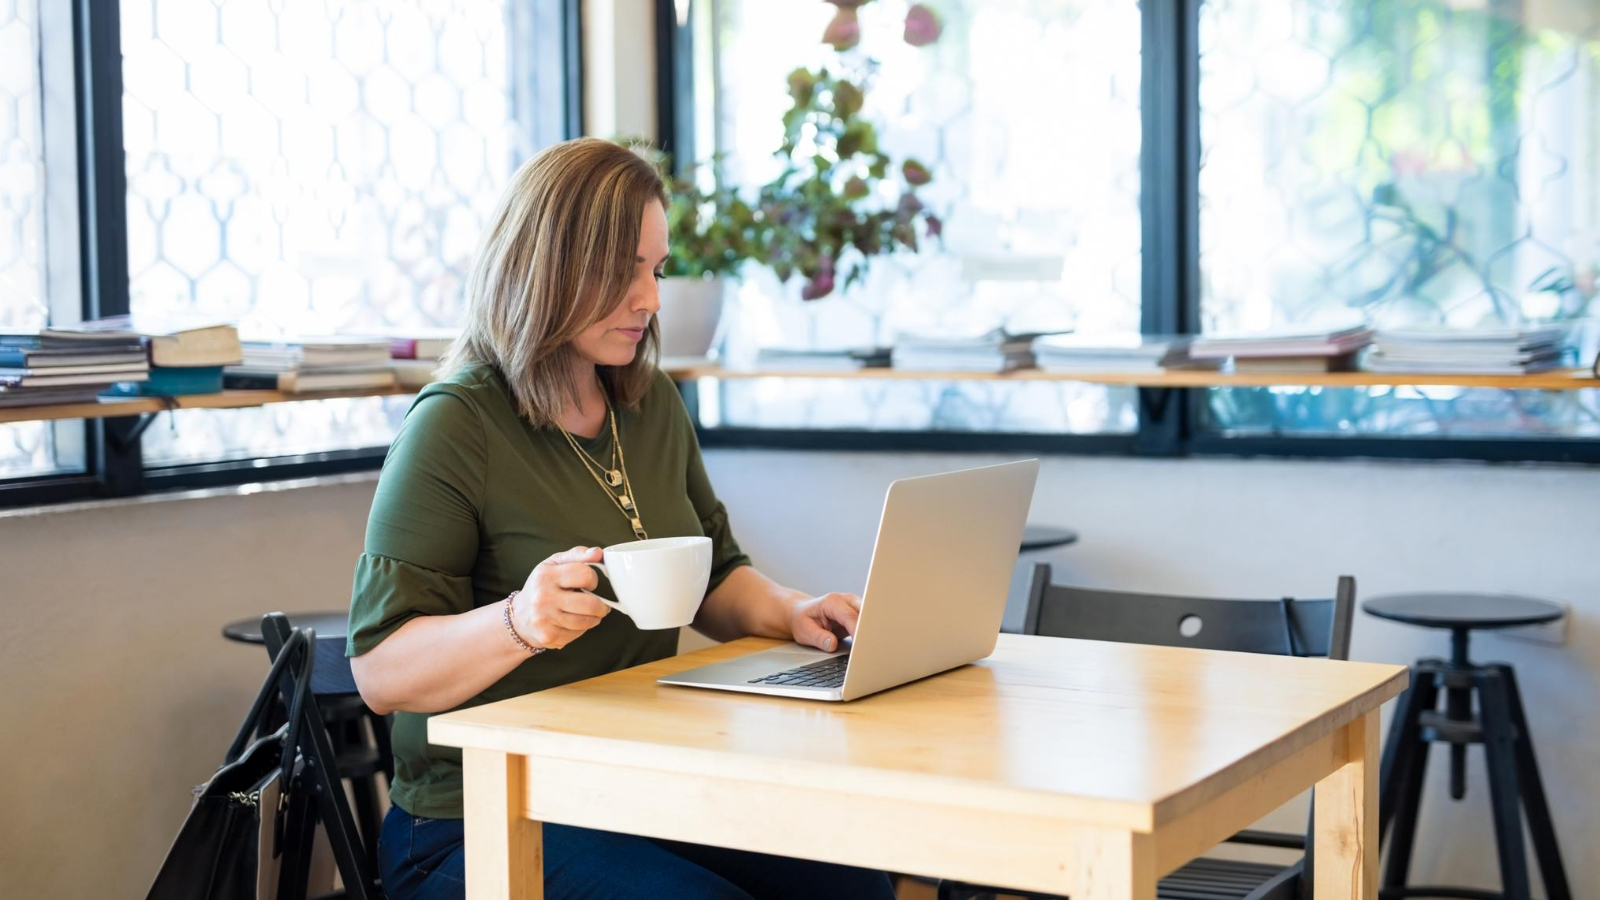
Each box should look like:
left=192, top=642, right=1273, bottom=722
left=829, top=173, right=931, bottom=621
left=145, top=628, right=315, bottom=900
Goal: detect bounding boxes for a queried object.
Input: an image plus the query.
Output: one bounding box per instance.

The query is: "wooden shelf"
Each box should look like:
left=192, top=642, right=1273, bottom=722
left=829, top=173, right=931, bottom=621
left=666, top=365, right=1600, bottom=391
left=0, top=386, right=417, bottom=425
left=1, top=366, right=1595, bottom=427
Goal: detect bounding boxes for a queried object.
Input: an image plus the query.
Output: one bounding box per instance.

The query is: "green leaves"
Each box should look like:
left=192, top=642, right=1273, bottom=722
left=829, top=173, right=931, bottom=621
left=659, top=2, right=945, bottom=300
left=662, top=156, right=758, bottom=280
left=753, top=59, right=941, bottom=300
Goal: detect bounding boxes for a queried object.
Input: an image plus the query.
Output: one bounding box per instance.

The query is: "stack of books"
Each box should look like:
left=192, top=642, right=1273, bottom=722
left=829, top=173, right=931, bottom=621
left=1363, top=326, right=1569, bottom=375
left=891, top=329, right=1045, bottom=373
left=388, top=327, right=459, bottom=388
left=1190, top=324, right=1375, bottom=372
left=1031, top=333, right=1215, bottom=372
left=89, top=315, right=244, bottom=397
left=0, top=325, right=150, bottom=407
left=226, top=336, right=397, bottom=393
left=754, top=346, right=892, bottom=372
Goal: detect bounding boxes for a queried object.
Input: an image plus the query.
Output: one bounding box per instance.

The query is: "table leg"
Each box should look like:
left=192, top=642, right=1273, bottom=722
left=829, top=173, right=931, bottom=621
left=1315, top=710, right=1379, bottom=900
left=463, top=748, right=542, bottom=900
left=1069, top=829, right=1154, bottom=900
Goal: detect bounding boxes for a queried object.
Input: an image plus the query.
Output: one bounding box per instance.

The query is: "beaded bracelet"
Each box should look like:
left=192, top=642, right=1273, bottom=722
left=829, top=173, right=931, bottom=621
left=502, top=591, right=547, bottom=656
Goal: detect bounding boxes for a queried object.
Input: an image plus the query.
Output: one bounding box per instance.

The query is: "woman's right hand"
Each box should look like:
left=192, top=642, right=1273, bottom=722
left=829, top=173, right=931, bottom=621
left=513, top=546, right=612, bottom=650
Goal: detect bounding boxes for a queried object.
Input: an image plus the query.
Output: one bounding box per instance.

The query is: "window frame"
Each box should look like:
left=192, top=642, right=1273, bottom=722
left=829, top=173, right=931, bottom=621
left=0, top=0, right=586, bottom=509
left=668, top=0, right=1600, bottom=465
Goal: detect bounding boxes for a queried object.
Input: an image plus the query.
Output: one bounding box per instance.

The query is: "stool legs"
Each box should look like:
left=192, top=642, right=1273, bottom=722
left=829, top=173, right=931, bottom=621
left=1379, top=661, right=1439, bottom=892
left=1487, top=666, right=1571, bottom=900
left=1477, top=670, right=1530, bottom=900
left=1378, top=660, right=1570, bottom=900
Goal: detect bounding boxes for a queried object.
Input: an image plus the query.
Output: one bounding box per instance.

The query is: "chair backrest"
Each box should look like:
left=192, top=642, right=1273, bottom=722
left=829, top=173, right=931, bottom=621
left=1009, top=564, right=1354, bottom=661
left=1011, top=566, right=1356, bottom=900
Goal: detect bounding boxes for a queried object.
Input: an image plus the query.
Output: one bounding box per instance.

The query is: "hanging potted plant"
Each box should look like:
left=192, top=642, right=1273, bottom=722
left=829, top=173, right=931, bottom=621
left=755, top=1, right=945, bottom=301
left=656, top=158, right=759, bottom=362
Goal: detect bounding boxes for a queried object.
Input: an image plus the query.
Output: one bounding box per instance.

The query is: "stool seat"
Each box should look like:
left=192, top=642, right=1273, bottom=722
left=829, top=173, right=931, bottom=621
left=1020, top=525, right=1079, bottom=553
left=223, top=611, right=349, bottom=644
left=1363, top=593, right=1563, bottom=631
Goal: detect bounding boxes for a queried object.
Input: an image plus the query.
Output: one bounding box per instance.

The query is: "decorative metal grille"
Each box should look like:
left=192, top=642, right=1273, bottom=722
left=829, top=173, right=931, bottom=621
left=0, top=0, right=69, bottom=478
left=1199, top=0, right=1600, bottom=438
left=702, top=0, right=1141, bottom=433
left=120, top=0, right=520, bottom=465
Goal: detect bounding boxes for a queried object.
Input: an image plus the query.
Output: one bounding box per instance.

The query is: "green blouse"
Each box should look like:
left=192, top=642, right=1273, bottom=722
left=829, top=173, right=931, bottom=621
left=346, top=363, right=750, bottom=819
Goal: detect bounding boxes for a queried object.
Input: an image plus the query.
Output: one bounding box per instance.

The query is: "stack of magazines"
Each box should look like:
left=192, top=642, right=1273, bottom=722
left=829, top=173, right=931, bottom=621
left=0, top=324, right=150, bottom=407
left=754, top=346, right=892, bottom=372
left=1363, top=326, right=1569, bottom=375
left=227, top=336, right=397, bottom=393
left=1032, top=333, right=1215, bottom=372
left=891, top=329, right=1050, bottom=373
left=388, top=327, right=460, bottom=388
left=1189, top=324, right=1375, bottom=372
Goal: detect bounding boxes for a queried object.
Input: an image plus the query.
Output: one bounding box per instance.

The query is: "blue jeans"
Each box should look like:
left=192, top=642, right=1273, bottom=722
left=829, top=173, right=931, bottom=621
left=378, top=805, right=899, bottom=900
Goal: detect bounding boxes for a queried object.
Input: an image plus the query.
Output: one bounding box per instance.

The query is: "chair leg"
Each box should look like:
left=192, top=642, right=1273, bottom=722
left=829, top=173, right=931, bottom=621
left=1378, top=661, right=1436, bottom=839
left=1381, top=665, right=1438, bottom=891
left=276, top=783, right=318, bottom=900
left=1477, top=669, right=1532, bottom=900
left=1486, top=665, right=1571, bottom=900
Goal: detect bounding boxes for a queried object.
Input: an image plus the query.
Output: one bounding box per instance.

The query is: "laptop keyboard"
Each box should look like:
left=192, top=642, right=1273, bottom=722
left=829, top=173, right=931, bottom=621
left=748, top=654, right=850, bottom=689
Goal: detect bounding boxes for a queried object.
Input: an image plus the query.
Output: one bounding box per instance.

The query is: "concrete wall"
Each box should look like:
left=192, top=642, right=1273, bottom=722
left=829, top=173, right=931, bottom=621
left=2, top=452, right=1595, bottom=897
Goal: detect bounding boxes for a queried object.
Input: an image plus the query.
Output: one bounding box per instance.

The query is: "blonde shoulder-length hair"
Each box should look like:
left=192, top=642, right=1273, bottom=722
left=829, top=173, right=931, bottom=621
left=439, top=137, right=668, bottom=428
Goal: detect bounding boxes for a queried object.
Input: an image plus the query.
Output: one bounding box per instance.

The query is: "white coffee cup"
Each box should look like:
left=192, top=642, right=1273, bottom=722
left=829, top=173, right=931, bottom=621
left=586, top=536, right=712, bottom=630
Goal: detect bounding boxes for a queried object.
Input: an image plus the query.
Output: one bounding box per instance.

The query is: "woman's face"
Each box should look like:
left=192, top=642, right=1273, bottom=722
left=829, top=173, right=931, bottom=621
left=571, top=198, right=668, bottom=369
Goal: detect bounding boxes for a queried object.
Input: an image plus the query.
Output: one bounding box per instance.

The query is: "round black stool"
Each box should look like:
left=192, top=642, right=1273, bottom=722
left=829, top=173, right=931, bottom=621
left=1020, top=525, right=1079, bottom=553
left=1364, top=593, right=1570, bottom=900
left=223, top=612, right=393, bottom=873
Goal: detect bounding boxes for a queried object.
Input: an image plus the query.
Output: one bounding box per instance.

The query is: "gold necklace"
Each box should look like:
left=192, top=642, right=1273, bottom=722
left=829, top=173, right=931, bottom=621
left=561, top=397, right=647, bottom=540
left=568, top=431, right=621, bottom=486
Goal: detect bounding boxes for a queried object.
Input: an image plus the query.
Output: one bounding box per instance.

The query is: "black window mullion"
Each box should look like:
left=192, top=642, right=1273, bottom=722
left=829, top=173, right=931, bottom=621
left=655, top=0, right=694, bottom=171
left=562, top=0, right=585, bottom=139
left=72, top=0, right=143, bottom=498
left=1136, top=0, right=1199, bottom=457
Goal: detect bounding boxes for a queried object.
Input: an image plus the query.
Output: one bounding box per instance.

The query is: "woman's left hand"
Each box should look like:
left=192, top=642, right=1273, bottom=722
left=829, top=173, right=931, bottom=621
left=790, top=592, right=862, bottom=652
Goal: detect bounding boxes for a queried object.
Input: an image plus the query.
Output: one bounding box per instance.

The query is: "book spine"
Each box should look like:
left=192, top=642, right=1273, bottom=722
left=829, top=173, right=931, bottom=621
left=389, top=337, right=419, bottom=359
left=0, top=348, right=35, bottom=367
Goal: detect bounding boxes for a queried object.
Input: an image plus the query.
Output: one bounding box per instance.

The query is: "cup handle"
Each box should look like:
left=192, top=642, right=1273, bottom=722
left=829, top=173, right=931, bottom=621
left=586, top=562, right=627, bottom=614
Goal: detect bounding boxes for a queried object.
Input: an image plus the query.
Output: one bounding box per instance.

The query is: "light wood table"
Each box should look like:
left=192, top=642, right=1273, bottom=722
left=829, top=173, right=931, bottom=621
left=430, top=635, right=1408, bottom=900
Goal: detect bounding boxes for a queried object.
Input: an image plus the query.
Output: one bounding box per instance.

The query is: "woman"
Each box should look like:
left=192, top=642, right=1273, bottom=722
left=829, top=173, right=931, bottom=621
left=347, top=138, right=897, bottom=900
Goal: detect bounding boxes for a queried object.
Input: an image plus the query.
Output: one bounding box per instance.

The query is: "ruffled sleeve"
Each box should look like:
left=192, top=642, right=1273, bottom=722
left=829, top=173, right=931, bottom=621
left=347, top=387, right=486, bottom=656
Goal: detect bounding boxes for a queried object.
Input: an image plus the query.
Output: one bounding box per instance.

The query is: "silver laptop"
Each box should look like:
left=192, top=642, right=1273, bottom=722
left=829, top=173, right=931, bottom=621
left=659, top=460, right=1040, bottom=701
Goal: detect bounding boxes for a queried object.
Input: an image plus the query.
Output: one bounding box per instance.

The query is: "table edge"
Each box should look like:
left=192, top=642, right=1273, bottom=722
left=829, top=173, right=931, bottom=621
left=1150, top=660, right=1409, bottom=824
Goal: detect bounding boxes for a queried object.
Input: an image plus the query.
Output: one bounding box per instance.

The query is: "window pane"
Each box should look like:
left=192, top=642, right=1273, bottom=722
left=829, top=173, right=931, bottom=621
left=1199, top=0, right=1600, bottom=439
left=120, top=0, right=526, bottom=465
left=1, top=0, right=84, bottom=480
left=702, top=0, right=1141, bottom=434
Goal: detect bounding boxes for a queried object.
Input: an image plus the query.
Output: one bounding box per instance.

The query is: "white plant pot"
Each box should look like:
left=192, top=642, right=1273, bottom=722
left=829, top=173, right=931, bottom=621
left=656, top=276, right=726, bottom=363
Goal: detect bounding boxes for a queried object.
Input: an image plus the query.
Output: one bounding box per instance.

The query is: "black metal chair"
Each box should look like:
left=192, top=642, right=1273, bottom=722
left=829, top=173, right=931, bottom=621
left=937, top=565, right=1356, bottom=900
left=258, top=613, right=383, bottom=900
left=226, top=611, right=395, bottom=875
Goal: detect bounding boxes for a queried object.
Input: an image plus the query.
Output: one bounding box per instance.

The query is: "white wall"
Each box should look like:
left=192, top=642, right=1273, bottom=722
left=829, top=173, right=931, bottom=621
left=2, top=453, right=1596, bottom=898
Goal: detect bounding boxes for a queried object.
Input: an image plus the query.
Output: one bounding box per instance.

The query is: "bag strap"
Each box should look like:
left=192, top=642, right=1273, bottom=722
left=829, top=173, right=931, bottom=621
left=276, top=628, right=316, bottom=793
left=225, top=628, right=309, bottom=764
